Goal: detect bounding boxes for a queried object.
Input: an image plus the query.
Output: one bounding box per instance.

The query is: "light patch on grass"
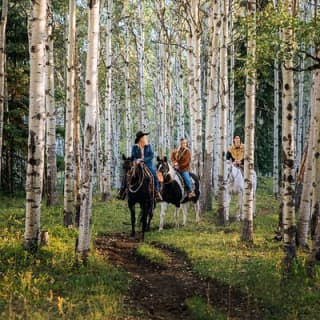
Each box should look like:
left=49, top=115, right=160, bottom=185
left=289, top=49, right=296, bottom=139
left=136, top=243, right=169, bottom=266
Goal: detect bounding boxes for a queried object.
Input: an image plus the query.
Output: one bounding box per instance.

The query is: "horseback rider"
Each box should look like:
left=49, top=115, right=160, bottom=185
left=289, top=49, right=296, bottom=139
left=171, top=138, right=195, bottom=198
left=131, top=131, right=162, bottom=201
left=118, top=131, right=162, bottom=201
left=227, top=135, right=245, bottom=169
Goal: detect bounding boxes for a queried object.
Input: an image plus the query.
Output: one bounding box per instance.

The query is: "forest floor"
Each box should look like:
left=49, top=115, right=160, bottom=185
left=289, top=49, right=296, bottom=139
left=96, top=232, right=263, bottom=320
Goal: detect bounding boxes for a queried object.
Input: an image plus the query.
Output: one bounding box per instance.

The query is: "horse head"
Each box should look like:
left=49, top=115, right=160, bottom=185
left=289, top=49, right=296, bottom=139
left=156, top=156, right=174, bottom=183
left=122, top=154, right=134, bottom=174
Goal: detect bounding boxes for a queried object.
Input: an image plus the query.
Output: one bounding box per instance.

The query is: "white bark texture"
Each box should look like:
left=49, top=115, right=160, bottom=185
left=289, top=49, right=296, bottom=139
left=64, top=0, right=76, bottom=226
left=45, top=1, right=57, bottom=206
left=77, top=0, right=100, bottom=258
left=0, top=0, right=8, bottom=184
left=102, top=0, right=113, bottom=201
left=217, top=0, right=229, bottom=224
left=201, top=0, right=220, bottom=212
left=273, top=57, right=280, bottom=198
left=308, top=48, right=320, bottom=273
left=281, top=0, right=296, bottom=265
left=124, top=0, right=131, bottom=156
left=25, top=0, right=47, bottom=250
left=241, top=0, right=256, bottom=242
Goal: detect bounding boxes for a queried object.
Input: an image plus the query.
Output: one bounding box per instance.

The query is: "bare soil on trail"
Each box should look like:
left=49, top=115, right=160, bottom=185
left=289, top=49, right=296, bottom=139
left=95, top=233, right=264, bottom=320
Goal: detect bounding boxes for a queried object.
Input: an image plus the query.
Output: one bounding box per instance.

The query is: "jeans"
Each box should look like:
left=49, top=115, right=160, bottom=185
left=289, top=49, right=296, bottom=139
left=181, top=171, right=192, bottom=191
left=146, top=165, right=160, bottom=191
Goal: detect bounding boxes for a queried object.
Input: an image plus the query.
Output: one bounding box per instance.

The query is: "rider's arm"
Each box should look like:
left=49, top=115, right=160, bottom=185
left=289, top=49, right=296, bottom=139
left=226, top=151, right=234, bottom=161
left=131, top=145, right=141, bottom=161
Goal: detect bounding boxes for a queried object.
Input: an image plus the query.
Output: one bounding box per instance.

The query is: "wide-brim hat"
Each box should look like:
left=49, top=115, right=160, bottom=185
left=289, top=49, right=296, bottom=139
left=135, top=131, right=150, bottom=144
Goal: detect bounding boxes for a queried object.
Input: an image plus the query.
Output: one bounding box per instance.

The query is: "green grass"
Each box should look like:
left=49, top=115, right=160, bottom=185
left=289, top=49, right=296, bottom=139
left=1, top=178, right=320, bottom=319
left=0, top=196, right=129, bottom=320
left=136, top=243, right=169, bottom=266
left=186, top=297, right=227, bottom=320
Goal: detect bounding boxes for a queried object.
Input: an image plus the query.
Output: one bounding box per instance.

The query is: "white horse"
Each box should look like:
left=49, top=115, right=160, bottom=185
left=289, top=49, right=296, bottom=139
left=226, top=161, right=257, bottom=221
left=156, top=158, right=200, bottom=231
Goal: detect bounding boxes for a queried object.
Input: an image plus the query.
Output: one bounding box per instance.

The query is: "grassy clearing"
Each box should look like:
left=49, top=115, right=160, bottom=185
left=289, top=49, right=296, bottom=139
left=186, top=297, right=227, bottom=320
left=1, top=177, right=320, bottom=319
left=0, top=195, right=129, bottom=320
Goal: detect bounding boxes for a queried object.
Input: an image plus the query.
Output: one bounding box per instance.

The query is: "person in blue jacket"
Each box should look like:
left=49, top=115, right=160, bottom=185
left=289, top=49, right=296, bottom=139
left=131, top=131, right=162, bottom=201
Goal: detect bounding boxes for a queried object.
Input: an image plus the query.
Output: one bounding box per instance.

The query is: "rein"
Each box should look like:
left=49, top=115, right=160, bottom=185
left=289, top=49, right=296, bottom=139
left=128, top=163, right=145, bottom=193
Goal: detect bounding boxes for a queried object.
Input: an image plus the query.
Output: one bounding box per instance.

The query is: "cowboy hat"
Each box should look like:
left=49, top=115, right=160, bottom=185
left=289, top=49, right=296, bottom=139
left=135, top=131, right=150, bottom=144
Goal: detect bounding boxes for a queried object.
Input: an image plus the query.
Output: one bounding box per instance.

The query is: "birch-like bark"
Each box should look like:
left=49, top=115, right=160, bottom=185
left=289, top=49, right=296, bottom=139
left=241, top=0, right=256, bottom=242
left=228, top=0, right=235, bottom=146
left=124, top=0, right=131, bottom=156
left=137, top=0, right=146, bottom=130
left=102, top=0, right=113, bottom=201
left=77, top=0, right=100, bottom=260
left=0, top=0, right=8, bottom=185
left=176, top=33, right=185, bottom=141
left=308, top=46, right=320, bottom=276
left=217, top=0, right=229, bottom=225
left=273, top=57, right=280, bottom=198
left=191, top=0, right=202, bottom=177
left=24, top=0, right=47, bottom=250
left=73, top=42, right=81, bottom=227
left=45, top=1, right=57, bottom=206
left=201, top=0, right=220, bottom=212
left=281, top=0, right=296, bottom=268
left=64, top=0, right=76, bottom=226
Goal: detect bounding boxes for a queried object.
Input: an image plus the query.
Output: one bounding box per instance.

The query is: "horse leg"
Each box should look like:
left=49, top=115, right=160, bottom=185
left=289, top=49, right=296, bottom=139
left=194, top=201, right=200, bottom=223
left=129, top=203, right=136, bottom=237
left=146, top=201, right=153, bottom=231
left=159, top=202, right=168, bottom=231
left=140, top=202, right=148, bottom=241
left=226, top=192, right=231, bottom=223
left=182, top=203, right=188, bottom=226
left=175, top=207, right=180, bottom=228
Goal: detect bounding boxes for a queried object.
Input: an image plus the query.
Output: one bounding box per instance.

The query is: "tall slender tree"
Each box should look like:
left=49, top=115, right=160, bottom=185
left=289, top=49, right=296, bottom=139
left=0, top=0, right=8, bottom=185
left=201, top=0, right=220, bottom=212
left=64, top=0, right=76, bottom=226
left=101, top=0, right=113, bottom=201
left=77, top=0, right=100, bottom=260
left=24, top=0, right=47, bottom=250
left=281, top=0, right=296, bottom=269
left=241, top=0, right=256, bottom=242
left=45, top=0, right=57, bottom=206
left=217, top=0, right=229, bottom=225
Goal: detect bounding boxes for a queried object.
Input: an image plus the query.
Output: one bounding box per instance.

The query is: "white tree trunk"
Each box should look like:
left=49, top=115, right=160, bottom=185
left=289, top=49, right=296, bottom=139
left=77, top=0, right=100, bottom=260
left=73, top=44, right=81, bottom=226
left=191, top=0, right=202, bottom=177
left=64, top=0, right=76, bottom=226
left=281, top=0, right=296, bottom=267
left=137, top=0, right=146, bottom=130
left=45, top=1, right=57, bottom=206
left=241, top=0, right=256, bottom=242
left=24, top=0, right=47, bottom=250
left=273, top=57, right=280, bottom=198
left=0, top=0, right=8, bottom=185
left=217, top=0, right=229, bottom=225
left=308, top=47, right=320, bottom=276
left=102, top=0, right=113, bottom=201
left=201, top=0, right=220, bottom=212
left=124, top=1, right=131, bottom=156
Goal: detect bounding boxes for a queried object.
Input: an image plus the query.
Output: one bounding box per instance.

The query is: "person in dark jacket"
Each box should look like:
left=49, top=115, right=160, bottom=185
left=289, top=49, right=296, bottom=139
left=131, top=131, right=162, bottom=201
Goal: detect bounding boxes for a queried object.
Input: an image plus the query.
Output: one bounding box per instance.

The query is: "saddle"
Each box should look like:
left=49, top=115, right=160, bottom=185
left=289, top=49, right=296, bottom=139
left=174, top=170, right=194, bottom=199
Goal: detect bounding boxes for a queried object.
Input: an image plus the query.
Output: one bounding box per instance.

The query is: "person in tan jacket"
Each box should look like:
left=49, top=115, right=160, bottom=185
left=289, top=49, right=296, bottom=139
left=171, top=138, right=195, bottom=198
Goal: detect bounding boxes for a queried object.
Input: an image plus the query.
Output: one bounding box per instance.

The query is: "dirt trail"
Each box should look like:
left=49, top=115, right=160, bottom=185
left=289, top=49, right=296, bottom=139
left=95, top=233, right=264, bottom=320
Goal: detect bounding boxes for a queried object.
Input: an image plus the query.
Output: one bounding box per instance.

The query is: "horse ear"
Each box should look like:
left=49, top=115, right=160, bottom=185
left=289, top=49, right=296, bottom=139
left=164, top=156, right=167, bottom=162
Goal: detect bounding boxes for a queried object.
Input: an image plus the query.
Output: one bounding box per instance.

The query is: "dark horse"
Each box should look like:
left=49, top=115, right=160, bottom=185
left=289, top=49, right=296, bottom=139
left=121, top=155, right=155, bottom=240
left=156, top=157, right=200, bottom=231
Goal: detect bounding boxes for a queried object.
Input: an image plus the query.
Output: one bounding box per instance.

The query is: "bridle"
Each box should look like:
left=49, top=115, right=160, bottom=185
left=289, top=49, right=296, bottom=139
left=158, top=162, right=172, bottom=184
